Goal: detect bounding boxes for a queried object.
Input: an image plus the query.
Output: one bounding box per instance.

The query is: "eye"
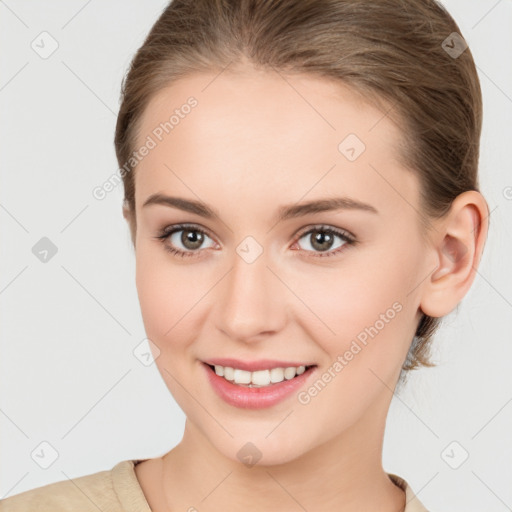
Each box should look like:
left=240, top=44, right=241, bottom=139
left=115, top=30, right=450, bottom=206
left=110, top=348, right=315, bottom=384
left=292, top=225, right=356, bottom=258
left=154, top=223, right=216, bottom=258
left=154, top=223, right=356, bottom=259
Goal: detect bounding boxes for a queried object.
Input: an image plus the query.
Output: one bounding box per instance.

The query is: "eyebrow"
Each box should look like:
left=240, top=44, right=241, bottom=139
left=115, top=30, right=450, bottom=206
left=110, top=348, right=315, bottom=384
left=142, top=193, right=379, bottom=221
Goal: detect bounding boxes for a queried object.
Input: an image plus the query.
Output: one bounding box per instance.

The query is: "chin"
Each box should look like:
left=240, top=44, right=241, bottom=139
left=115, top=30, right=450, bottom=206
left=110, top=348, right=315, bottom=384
left=210, top=430, right=314, bottom=468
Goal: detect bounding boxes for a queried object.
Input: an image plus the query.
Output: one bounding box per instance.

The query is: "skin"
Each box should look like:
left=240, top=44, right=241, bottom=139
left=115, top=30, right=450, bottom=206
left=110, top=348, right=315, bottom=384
left=123, top=64, right=488, bottom=511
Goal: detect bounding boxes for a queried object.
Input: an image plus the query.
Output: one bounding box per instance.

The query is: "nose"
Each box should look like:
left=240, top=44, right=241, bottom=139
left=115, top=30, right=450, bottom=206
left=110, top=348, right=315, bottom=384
left=215, top=245, right=286, bottom=343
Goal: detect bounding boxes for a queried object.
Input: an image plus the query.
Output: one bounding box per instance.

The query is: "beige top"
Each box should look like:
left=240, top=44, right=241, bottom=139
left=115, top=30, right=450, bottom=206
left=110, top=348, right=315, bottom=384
left=0, top=459, right=430, bottom=511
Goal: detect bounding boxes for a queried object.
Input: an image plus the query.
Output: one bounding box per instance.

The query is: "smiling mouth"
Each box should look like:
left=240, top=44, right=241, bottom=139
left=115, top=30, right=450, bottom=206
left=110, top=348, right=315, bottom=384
left=205, top=363, right=317, bottom=388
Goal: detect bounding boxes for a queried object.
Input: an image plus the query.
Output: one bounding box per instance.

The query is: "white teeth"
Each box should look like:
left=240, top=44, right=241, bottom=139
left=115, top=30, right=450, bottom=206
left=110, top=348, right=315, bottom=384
left=284, top=367, right=297, bottom=380
left=211, top=364, right=309, bottom=387
left=269, top=367, right=284, bottom=383
left=251, top=370, right=271, bottom=386
left=223, top=366, right=234, bottom=381
left=233, top=369, right=252, bottom=384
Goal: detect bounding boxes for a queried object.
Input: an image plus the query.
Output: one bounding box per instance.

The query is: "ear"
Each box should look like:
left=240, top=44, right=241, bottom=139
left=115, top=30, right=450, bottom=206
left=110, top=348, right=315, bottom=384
left=122, top=200, right=136, bottom=248
left=122, top=201, right=131, bottom=221
left=419, top=190, right=489, bottom=318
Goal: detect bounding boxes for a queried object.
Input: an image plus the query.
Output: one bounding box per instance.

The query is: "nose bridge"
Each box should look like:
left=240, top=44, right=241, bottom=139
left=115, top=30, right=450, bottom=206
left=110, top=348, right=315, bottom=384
left=216, top=236, right=284, bottom=341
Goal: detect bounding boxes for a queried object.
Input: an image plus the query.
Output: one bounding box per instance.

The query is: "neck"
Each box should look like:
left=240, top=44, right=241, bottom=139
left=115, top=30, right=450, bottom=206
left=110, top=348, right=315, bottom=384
left=156, top=394, right=405, bottom=512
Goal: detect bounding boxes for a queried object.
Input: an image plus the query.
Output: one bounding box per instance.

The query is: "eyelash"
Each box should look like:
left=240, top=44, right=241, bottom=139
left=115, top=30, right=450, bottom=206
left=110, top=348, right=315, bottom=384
left=153, top=223, right=357, bottom=259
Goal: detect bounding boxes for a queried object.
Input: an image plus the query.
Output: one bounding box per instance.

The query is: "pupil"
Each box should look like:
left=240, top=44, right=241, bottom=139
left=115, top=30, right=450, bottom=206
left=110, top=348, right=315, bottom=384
left=312, top=230, right=333, bottom=251
left=182, top=229, right=203, bottom=249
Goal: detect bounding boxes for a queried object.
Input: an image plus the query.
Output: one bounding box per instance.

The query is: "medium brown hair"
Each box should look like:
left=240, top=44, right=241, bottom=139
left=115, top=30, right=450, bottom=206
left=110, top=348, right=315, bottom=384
left=114, top=0, right=483, bottom=376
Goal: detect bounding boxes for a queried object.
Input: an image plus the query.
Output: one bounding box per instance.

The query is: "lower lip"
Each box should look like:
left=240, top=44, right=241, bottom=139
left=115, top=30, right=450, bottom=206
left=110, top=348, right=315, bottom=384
left=202, top=363, right=317, bottom=409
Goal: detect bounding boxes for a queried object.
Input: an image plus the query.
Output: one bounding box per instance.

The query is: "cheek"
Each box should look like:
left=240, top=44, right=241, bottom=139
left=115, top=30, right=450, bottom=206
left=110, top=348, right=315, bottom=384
left=293, top=236, right=420, bottom=371
left=297, top=274, right=409, bottom=372
left=135, top=246, right=204, bottom=347
left=134, top=251, right=209, bottom=403
left=291, top=266, right=414, bottom=429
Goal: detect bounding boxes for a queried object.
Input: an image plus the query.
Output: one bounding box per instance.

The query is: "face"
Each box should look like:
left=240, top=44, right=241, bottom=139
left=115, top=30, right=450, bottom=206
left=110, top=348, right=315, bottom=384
left=130, top=65, right=429, bottom=466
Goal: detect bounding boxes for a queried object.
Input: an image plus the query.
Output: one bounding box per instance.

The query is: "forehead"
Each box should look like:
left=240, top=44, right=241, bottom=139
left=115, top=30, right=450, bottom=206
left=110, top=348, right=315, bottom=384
left=133, top=67, right=418, bottom=219
left=137, top=67, right=399, bottom=149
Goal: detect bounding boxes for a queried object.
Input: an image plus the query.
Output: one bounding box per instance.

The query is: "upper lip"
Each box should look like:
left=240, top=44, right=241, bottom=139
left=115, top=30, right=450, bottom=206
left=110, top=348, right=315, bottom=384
left=203, top=358, right=316, bottom=372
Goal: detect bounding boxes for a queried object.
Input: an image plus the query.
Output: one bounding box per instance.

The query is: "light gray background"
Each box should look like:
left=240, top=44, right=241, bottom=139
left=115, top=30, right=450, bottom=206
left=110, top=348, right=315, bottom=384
left=1, top=1, right=511, bottom=510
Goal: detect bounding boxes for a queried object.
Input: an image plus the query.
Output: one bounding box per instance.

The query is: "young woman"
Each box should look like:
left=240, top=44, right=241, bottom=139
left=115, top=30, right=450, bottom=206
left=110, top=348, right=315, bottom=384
left=1, top=0, right=489, bottom=511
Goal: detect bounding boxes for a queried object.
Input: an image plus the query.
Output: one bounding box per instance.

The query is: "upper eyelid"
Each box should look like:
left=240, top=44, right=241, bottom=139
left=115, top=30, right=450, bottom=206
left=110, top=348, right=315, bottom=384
left=163, top=223, right=215, bottom=241
left=295, top=224, right=355, bottom=240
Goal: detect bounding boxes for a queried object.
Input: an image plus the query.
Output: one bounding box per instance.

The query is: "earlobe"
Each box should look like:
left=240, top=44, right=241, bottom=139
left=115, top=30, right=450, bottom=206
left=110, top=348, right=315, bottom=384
left=122, top=200, right=130, bottom=222
left=122, top=202, right=137, bottom=248
left=419, top=190, right=489, bottom=318
left=122, top=205, right=130, bottom=222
